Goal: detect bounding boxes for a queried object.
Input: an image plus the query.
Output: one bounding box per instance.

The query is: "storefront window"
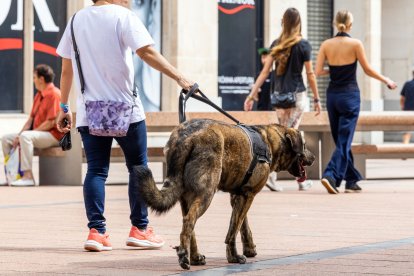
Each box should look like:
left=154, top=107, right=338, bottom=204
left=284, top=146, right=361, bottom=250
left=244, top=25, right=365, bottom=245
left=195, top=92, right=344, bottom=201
left=0, top=0, right=24, bottom=112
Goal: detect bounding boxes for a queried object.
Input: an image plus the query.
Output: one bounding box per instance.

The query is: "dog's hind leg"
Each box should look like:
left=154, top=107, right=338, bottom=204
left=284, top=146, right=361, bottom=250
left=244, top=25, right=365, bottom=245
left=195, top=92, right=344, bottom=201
left=225, top=194, right=255, bottom=264
left=176, top=191, right=215, bottom=269
left=179, top=200, right=206, bottom=267
left=189, top=230, right=206, bottom=266
left=240, top=217, right=257, bottom=257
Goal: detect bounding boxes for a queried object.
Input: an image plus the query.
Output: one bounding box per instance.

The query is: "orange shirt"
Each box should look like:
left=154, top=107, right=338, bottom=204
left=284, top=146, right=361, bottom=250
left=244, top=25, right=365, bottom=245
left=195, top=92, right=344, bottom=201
left=30, top=83, right=64, bottom=141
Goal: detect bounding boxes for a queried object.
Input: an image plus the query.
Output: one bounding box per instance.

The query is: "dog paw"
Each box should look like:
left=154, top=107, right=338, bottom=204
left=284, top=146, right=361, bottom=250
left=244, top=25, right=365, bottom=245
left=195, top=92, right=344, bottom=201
left=191, top=254, right=206, bottom=266
left=174, top=246, right=191, bottom=270
left=227, top=254, right=247, bottom=264
left=238, top=254, right=247, bottom=264
left=243, top=247, right=257, bottom=258
left=179, top=256, right=190, bottom=270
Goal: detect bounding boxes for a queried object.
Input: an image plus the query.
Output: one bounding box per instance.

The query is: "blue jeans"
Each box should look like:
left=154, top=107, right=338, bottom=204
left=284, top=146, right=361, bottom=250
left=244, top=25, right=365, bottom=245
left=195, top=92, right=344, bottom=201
left=78, top=120, right=149, bottom=234
left=323, top=90, right=363, bottom=187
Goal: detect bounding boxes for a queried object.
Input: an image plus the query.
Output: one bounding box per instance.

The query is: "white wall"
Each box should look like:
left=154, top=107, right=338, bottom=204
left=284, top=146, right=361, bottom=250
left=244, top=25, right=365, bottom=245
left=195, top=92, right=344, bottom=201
left=266, top=0, right=308, bottom=47
left=334, top=0, right=383, bottom=106
left=177, top=0, right=218, bottom=111
left=382, top=0, right=414, bottom=110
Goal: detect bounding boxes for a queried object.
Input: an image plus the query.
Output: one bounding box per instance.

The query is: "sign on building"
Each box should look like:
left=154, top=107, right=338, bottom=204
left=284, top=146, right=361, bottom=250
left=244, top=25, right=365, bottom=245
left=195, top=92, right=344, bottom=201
left=218, top=0, right=261, bottom=111
left=0, top=0, right=66, bottom=112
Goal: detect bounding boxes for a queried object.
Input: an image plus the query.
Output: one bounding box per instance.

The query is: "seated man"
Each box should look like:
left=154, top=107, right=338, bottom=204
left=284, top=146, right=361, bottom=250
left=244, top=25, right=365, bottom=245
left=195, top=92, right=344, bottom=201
left=1, top=64, right=64, bottom=186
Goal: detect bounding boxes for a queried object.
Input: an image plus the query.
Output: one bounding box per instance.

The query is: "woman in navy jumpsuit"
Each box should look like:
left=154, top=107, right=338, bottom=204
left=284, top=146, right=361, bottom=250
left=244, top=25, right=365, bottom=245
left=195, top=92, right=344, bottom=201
left=315, top=10, right=397, bottom=194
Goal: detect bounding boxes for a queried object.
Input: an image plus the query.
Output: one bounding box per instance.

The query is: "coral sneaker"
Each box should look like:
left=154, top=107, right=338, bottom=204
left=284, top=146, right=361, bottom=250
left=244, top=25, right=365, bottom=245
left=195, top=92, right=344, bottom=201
left=84, top=228, right=112, bottom=252
left=126, top=226, right=165, bottom=249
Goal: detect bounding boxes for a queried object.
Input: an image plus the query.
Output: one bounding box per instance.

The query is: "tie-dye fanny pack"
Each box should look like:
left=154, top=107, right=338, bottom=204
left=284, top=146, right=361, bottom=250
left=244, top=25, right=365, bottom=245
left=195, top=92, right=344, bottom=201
left=85, top=100, right=134, bottom=137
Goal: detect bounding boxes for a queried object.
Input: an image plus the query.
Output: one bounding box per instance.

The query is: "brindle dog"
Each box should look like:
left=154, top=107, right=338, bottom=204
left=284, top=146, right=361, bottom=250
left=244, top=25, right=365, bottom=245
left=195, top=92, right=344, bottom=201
left=133, top=119, right=315, bottom=270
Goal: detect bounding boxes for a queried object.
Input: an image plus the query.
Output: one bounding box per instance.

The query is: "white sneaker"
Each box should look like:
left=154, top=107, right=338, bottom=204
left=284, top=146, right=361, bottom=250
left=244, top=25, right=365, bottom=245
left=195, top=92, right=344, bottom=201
left=0, top=181, right=8, bottom=186
left=298, top=179, right=313, bottom=191
left=266, top=172, right=283, bottom=192
left=10, top=178, right=35, bottom=186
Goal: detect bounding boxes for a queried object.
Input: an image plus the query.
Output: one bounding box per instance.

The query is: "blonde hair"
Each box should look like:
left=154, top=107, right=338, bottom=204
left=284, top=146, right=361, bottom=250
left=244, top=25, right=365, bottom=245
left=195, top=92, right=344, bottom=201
left=335, top=10, right=353, bottom=32
left=270, top=7, right=302, bottom=76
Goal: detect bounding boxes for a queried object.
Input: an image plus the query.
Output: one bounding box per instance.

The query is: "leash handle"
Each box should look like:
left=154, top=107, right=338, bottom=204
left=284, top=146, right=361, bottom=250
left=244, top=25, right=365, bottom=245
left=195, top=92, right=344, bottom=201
left=179, top=83, right=199, bottom=123
left=179, top=83, right=241, bottom=125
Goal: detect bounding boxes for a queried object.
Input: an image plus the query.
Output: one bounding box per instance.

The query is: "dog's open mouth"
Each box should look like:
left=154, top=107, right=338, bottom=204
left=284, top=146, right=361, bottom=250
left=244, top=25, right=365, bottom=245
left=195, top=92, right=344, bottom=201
left=296, top=160, right=307, bottom=182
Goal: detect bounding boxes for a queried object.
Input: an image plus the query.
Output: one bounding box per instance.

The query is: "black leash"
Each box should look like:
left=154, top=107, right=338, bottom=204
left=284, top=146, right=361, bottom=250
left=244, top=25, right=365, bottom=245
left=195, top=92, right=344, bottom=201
left=179, top=83, right=240, bottom=124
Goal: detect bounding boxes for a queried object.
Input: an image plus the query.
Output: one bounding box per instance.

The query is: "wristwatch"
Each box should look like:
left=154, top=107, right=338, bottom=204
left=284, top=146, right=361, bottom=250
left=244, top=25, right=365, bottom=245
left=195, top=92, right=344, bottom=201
left=60, top=102, right=69, bottom=113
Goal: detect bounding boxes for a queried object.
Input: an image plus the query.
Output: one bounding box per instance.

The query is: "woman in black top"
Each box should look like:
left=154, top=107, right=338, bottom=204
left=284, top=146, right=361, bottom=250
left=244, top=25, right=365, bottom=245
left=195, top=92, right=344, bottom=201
left=315, top=10, right=397, bottom=194
left=245, top=7, right=321, bottom=192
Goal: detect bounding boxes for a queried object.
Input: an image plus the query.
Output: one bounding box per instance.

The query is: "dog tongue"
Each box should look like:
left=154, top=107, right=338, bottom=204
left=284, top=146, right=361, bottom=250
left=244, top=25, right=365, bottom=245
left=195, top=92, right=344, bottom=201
left=296, top=161, right=307, bottom=182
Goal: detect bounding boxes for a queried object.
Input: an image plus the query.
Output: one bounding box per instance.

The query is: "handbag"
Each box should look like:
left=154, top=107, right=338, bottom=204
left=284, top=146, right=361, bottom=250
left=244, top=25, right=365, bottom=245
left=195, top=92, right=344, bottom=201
left=271, top=91, right=297, bottom=109
left=58, top=118, right=72, bottom=151
left=4, top=147, right=23, bottom=185
left=70, top=13, right=135, bottom=137
left=269, top=58, right=297, bottom=109
left=59, top=132, right=72, bottom=151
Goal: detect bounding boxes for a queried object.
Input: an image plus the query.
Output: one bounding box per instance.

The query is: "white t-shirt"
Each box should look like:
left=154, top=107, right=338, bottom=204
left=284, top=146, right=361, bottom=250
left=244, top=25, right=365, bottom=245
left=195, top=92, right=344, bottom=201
left=56, top=4, right=154, bottom=127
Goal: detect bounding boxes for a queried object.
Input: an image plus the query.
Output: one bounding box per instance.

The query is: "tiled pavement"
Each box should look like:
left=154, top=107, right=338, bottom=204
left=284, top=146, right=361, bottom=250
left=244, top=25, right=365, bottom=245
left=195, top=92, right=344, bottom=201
left=1, top=160, right=414, bottom=275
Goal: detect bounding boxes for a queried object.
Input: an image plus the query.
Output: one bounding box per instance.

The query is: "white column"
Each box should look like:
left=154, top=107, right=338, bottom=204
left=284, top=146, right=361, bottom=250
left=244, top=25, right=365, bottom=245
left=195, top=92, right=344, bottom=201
left=160, top=0, right=178, bottom=112
left=361, top=1, right=382, bottom=107
left=161, top=0, right=218, bottom=111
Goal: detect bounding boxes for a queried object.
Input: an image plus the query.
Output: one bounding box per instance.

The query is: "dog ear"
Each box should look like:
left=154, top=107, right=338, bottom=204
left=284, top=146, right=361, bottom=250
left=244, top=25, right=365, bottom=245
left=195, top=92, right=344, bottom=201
left=286, top=129, right=303, bottom=153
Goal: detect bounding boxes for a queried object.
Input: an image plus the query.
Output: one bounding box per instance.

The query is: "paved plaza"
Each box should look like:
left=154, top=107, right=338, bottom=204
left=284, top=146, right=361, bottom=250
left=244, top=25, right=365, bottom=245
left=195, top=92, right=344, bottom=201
left=1, top=159, right=414, bottom=275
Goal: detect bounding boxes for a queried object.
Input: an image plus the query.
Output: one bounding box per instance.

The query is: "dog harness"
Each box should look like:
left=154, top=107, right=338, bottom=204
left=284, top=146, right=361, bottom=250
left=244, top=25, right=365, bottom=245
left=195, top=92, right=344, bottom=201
left=237, top=125, right=271, bottom=187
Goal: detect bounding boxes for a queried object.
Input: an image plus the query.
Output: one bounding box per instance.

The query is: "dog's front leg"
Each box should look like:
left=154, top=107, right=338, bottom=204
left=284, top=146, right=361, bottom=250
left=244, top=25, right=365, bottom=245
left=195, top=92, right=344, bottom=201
left=225, top=194, right=254, bottom=264
left=241, top=216, right=257, bottom=257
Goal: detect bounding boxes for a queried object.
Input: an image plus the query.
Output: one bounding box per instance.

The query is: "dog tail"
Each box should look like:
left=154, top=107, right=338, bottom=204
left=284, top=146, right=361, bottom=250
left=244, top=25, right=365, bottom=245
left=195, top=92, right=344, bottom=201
left=133, top=165, right=182, bottom=215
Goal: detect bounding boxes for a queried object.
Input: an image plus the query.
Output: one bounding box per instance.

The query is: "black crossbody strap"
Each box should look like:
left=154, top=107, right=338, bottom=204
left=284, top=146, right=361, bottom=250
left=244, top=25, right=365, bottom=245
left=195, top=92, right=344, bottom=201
left=70, top=13, right=137, bottom=98
left=70, top=13, right=86, bottom=94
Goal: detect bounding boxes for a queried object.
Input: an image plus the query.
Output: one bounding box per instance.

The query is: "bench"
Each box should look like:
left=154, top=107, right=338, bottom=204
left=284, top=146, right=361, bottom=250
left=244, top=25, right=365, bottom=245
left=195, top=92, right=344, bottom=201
left=352, top=144, right=414, bottom=178
left=34, top=130, right=170, bottom=186
left=34, top=111, right=414, bottom=185
left=34, top=111, right=280, bottom=185
left=300, top=111, right=414, bottom=179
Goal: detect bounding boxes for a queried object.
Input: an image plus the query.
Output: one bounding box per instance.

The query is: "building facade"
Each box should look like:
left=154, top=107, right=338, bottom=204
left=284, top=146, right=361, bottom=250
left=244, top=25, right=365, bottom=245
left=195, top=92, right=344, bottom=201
left=0, top=0, right=413, bottom=141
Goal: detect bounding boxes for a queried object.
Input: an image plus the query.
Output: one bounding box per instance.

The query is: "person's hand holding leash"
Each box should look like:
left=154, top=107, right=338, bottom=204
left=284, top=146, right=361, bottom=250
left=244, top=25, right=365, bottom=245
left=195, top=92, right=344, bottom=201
left=176, top=76, right=194, bottom=91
